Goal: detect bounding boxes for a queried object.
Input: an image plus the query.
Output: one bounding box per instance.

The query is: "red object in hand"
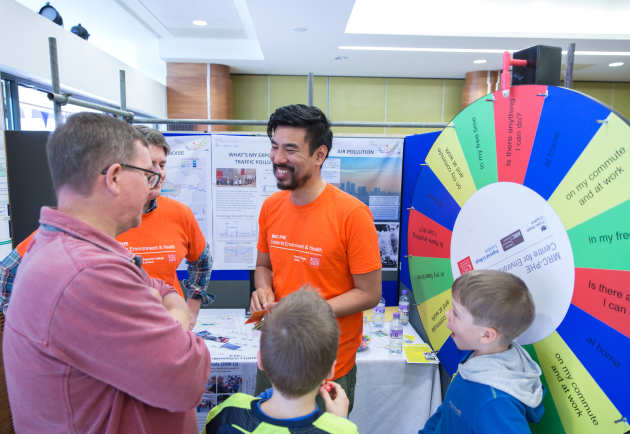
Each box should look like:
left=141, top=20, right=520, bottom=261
left=324, top=382, right=337, bottom=400
left=245, top=309, right=267, bottom=324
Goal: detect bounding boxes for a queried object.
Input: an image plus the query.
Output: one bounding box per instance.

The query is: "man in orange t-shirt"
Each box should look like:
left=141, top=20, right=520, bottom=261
left=250, top=104, right=382, bottom=412
left=0, top=127, right=212, bottom=323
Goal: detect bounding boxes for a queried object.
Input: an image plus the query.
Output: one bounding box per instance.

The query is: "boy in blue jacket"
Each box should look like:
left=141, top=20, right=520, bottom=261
left=420, top=270, right=544, bottom=434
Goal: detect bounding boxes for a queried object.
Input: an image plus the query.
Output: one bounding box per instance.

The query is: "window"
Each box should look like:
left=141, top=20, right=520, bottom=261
left=18, top=86, right=100, bottom=131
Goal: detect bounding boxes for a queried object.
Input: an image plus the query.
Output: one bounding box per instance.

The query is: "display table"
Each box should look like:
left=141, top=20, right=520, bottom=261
left=193, top=309, right=441, bottom=434
left=354, top=308, right=442, bottom=434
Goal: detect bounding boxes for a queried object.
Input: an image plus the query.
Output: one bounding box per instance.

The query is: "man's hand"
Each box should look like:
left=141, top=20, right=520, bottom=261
left=249, top=287, right=276, bottom=313
left=319, top=381, right=349, bottom=418
left=167, top=306, right=193, bottom=331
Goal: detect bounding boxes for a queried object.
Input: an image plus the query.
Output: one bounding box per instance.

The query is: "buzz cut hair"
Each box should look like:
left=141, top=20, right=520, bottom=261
left=260, top=287, right=339, bottom=397
left=452, top=270, right=535, bottom=346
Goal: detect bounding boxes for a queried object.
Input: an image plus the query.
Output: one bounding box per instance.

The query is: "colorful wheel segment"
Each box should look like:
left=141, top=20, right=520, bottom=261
left=406, top=85, right=630, bottom=433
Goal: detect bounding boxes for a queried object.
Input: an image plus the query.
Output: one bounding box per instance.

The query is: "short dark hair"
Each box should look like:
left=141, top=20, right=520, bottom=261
left=134, top=125, right=170, bottom=155
left=46, top=113, right=145, bottom=195
left=452, top=270, right=535, bottom=346
left=260, top=287, right=339, bottom=398
left=267, top=104, right=332, bottom=158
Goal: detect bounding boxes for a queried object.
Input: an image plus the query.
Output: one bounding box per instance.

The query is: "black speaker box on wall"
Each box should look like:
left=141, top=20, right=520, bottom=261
left=512, top=45, right=562, bottom=86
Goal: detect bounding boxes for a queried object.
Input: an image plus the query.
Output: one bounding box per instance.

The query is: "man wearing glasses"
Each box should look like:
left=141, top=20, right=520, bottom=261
left=3, top=113, right=210, bottom=433
left=1, top=126, right=213, bottom=326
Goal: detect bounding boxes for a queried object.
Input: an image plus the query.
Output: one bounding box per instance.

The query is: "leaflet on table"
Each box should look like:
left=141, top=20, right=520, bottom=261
left=195, top=309, right=260, bottom=361
left=197, top=361, right=258, bottom=421
left=326, top=138, right=403, bottom=270
left=211, top=135, right=277, bottom=270
left=403, top=343, right=440, bottom=364
left=163, top=134, right=212, bottom=270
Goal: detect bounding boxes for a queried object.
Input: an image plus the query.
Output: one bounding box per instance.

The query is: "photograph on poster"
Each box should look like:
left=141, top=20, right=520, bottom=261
left=198, top=393, right=216, bottom=411
left=376, top=222, right=400, bottom=270
left=330, top=156, right=401, bottom=219
left=216, top=168, right=257, bottom=187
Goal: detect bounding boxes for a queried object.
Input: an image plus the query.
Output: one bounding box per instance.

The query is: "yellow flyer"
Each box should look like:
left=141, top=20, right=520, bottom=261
left=403, top=343, right=439, bottom=364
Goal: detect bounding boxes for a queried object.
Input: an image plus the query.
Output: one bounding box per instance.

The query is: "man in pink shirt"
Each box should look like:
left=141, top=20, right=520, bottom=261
left=3, top=113, right=210, bottom=433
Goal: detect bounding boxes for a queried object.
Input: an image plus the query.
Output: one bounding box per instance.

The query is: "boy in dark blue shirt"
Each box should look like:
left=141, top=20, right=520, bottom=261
left=204, top=289, right=358, bottom=433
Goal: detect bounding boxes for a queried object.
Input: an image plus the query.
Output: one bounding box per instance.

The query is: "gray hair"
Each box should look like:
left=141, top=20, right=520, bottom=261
left=46, top=113, right=145, bottom=195
left=134, top=125, right=170, bottom=155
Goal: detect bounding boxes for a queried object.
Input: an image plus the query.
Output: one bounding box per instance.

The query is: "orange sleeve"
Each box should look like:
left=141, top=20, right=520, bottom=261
left=256, top=200, right=270, bottom=253
left=345, top=206, right=382, bottom=275
left=16, top=230, right=38, bottom=257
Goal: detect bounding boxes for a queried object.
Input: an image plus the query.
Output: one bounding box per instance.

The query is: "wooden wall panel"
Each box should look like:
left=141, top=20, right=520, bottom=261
left=166, top=63, right=207, bottom=131
left=461, top=70, right=500, bottom=109
left=210, top=64, right=232, bottom=131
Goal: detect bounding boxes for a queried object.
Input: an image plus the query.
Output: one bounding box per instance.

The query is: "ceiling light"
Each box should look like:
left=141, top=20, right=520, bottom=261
left=293, top=27, right=308, bottom=32
left=609, top=62, right=624, bottom=67
left=473, top=59, right=487, bottom=64
left=192, top=19, right=207, bottom=26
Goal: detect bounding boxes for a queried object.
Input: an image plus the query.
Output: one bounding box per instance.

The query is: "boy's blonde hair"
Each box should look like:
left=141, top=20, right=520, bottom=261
left=260, top=287, right=339, bottom=397
left=452, top=270, right=535, bottom=346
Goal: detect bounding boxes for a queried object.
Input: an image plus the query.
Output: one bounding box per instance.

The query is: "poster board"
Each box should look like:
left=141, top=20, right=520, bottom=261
left=207, top=134, right=404, bottom=271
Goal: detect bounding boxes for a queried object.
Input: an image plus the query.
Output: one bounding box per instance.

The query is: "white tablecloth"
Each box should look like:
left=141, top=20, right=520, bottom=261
left=352, top=319, right=442, bottom=434
left=193, top=309, right=441, bottom=434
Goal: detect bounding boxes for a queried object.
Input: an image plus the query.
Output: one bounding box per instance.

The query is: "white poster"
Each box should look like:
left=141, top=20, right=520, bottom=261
left=163, top=133, right=404, bottom=271
left=193, top=309, right=258, bottom=430
left=162, top=134, right=212, bottom=268
left=211, top=135, right=276, bottom=270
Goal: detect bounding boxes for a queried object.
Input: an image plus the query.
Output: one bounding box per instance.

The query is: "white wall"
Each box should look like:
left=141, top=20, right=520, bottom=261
left=0, top=0, right=167, bottom=117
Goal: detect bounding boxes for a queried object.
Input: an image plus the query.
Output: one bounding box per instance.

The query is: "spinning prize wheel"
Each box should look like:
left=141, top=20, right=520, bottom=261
left=407, top=85, right=629, bottom=433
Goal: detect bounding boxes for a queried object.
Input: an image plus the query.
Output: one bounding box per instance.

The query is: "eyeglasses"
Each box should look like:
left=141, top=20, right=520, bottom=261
left=101, top=163, right=161, bottom=189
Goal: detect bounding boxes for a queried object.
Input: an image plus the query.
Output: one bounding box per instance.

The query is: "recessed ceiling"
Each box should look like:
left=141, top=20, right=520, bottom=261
left=140, top=0, right=246, bottom=38
left=119, top=0, right=630, bottom=81
left=346, top=0, right=630, bottom=39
